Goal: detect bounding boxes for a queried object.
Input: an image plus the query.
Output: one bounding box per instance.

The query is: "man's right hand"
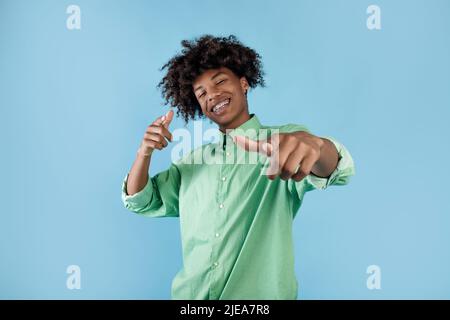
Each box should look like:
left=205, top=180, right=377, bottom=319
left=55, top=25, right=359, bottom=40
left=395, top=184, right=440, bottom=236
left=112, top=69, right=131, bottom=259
left=137, top=109, right=174, bottom=157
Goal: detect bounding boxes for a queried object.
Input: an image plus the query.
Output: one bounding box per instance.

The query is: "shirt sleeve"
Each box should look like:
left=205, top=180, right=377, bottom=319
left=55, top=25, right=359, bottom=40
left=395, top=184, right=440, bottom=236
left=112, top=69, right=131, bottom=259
left=121, top=162, right=181, bottom=218
left=295, top=136, right=356, bottom=194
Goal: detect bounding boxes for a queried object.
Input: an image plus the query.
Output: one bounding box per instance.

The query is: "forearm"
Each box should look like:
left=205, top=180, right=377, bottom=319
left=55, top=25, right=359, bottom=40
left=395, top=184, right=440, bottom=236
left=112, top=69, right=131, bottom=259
left=311, top=138, right=339, bottom=178
left=126, top=152, right=152, bottom=196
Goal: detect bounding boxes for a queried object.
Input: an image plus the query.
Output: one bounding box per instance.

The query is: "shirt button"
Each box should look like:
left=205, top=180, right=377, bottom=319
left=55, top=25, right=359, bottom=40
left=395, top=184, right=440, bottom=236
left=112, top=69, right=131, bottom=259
left=226, top=152, right=231, bottom=156
left=221, top=176, right=226, bottom=182
left=213, top=262, right=219, bottom=268
left=215, top=232, right=220, bottom=238
left=219, top=203, right=224, bottom=209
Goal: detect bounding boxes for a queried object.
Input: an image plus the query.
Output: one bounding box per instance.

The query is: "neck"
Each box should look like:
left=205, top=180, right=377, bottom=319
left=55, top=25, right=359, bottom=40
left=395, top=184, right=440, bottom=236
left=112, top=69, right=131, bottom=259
left=219, top=111, right=251, bottom=133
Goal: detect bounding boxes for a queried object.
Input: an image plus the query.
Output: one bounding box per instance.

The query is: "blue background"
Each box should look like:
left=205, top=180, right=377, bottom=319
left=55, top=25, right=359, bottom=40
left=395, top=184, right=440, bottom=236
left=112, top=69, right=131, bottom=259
left=1, top=0, right=449, bottom=299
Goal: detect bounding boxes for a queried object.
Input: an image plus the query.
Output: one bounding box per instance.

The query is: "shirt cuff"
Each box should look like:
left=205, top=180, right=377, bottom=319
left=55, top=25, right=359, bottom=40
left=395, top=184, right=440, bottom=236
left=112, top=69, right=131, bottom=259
left=305, top=136, right=355, bottom=190
left=121, top=173, right=154, bottom=210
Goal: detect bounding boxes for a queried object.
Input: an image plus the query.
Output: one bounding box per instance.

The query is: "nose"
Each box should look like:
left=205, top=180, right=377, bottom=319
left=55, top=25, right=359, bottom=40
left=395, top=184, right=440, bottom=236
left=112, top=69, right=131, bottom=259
left=207, top=88, right=221, bottom=102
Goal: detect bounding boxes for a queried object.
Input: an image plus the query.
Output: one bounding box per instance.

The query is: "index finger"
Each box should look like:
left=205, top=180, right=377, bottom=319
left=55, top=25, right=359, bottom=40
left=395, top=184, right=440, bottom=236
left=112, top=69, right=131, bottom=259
left=233, top=135, right=273, bottom=156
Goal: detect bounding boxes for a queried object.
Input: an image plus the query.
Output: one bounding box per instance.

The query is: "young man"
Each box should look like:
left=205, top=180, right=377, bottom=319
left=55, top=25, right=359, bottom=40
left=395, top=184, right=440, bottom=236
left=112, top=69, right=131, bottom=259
left=122, top=35, right=355, bottom=300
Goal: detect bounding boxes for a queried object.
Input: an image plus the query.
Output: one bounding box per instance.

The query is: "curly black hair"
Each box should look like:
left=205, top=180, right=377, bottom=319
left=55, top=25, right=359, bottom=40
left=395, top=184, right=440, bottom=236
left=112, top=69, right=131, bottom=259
left=157, top=35, right=265, bottom=124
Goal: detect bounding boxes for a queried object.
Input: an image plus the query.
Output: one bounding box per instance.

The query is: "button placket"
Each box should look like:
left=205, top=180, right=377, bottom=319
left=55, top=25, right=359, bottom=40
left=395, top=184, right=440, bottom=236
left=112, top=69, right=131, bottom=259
left=210, top=142, right=227, bottom=297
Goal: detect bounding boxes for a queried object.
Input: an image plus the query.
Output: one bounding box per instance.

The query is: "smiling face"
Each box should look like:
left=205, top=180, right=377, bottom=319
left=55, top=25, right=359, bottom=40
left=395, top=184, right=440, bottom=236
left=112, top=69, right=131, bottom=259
left=193, top=67, right=250, bottom=132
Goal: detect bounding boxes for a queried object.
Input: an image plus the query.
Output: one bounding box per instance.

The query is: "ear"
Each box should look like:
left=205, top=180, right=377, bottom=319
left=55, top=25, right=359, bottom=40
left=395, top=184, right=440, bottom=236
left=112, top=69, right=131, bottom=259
left=240, top=77, right=249, bottom=95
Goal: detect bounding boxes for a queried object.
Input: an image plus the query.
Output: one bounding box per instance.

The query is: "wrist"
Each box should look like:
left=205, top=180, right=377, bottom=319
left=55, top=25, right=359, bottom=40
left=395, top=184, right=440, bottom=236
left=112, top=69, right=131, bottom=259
left=137, top=147, right=153, bottom=159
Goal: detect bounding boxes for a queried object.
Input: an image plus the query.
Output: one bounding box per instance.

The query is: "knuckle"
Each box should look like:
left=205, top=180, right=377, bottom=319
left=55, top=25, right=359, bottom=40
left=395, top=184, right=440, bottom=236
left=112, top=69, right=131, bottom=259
left=287, top=135, right=296, bottom=142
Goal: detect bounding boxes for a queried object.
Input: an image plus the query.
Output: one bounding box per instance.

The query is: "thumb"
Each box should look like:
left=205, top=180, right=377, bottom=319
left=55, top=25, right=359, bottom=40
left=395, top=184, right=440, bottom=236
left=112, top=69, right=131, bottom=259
left=233, top=135, right=272, bottom=156
left=162, top=109, right=174, bottom=128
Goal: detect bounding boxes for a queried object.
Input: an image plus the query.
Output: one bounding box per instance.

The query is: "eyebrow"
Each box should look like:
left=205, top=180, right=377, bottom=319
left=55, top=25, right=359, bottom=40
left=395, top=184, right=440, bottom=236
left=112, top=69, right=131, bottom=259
left=194, top=71, right=226, bottom=92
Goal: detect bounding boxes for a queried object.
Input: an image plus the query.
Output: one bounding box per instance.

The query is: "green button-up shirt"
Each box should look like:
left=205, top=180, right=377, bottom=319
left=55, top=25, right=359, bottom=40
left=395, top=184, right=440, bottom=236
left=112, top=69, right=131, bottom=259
left=121, top=114, right=355, bottom=300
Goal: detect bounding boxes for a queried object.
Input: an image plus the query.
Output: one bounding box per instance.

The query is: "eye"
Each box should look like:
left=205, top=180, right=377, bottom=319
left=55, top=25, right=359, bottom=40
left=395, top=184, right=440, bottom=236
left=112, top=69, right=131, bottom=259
left=198, top=92, right=206, bottom=98
left=216, top=79, right=226, bottom=85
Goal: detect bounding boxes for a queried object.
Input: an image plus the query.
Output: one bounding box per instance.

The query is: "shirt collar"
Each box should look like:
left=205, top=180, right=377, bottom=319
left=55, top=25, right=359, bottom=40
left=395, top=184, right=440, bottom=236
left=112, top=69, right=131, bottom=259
left=218, top=113, right=262, bottom=148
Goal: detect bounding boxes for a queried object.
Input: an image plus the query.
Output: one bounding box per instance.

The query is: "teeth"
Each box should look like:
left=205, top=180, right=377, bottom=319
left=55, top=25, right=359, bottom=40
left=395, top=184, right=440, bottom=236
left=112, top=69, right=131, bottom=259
left=212, top=99, right=230, bottom=113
